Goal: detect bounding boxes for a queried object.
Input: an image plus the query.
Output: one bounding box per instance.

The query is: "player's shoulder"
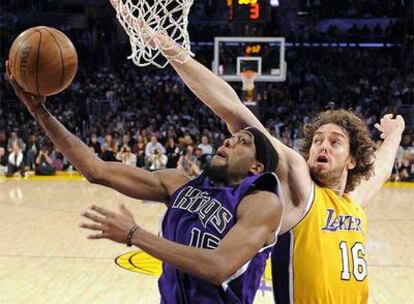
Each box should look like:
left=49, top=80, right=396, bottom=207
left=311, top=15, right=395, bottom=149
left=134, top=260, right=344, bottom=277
left=154, top=168, right=192, bottom=196
left=240, top=189, right=282, bottom=217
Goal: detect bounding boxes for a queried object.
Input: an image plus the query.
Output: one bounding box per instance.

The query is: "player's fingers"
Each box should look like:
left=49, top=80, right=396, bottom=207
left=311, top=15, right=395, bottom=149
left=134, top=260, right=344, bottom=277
left=8, top=75, right=25, bottom=96
left=8, top=74, right=18, bottom=89
left=90, top=205, right=111, bottom=217
left=82, top=211, right=106, bottom=223
left=138, top=19, right=145, bottom=28
left=87, top=233, right=109, bottom=240
left=109, top=0, right=119, bottom=10
left=383, top=113, right=393, bottom=119
left=79, top=222, right=102, bottom=231
left=374, top=123, right=383, bottom=131
left=5, top=61, right=11, bottom=79
left=8, top=76, right=29, bottom=102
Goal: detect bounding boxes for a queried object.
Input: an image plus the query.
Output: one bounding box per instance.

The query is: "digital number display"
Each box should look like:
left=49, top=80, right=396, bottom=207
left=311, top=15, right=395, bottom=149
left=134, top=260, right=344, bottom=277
left=227, top=0, right=270, bottom=23
left=245, top=44, right=262, bottom=55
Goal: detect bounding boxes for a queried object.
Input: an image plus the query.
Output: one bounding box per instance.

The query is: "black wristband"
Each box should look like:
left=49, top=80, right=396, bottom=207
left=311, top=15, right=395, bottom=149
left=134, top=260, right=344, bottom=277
left=126, top=225, right=140, bottom=247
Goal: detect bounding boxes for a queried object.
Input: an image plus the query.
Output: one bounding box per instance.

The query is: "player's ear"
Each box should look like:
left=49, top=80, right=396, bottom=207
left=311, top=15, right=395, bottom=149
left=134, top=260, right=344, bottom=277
left=347, top=156, right=356, bottom=170
left=249, top=161, right=264, bottom=175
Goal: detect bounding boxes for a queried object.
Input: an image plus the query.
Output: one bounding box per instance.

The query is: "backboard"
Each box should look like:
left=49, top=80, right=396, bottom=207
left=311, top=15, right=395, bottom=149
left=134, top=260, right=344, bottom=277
left=212, top=37, right=286, bottom=82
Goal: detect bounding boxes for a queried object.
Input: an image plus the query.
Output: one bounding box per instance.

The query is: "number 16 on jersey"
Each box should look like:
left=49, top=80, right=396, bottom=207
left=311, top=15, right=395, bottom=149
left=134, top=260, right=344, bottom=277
left=339, top=241, right=367, bottom=281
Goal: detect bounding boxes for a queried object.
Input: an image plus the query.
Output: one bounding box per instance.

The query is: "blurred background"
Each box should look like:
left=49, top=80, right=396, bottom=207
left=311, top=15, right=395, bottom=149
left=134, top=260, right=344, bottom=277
left=0, top=0, right=413, bottom=180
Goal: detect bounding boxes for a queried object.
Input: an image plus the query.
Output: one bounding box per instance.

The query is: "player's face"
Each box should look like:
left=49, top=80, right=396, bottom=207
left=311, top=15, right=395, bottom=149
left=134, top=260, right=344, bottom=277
left=210, top=130, right=258, bottom=179
left=307, top=124, right=356, bottom=187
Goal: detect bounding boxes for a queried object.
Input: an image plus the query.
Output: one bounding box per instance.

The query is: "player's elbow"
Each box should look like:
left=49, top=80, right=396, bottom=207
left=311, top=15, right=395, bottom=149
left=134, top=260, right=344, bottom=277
left=204, top=258, right=233, bottom=286
left=205, top=268, right=226, bottom=286
left=83, top=162, right=105, bottom=184
left=375, top=165, right=393, bottom=185
left=83, top=170, right=100, bottom=184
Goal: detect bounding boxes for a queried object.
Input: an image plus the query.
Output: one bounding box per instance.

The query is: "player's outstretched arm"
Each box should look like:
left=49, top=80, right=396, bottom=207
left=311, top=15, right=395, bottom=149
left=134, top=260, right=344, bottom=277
left=6, top=62, right=188, bottom=202
left=156, top=35, right=312, bottom=199
left=351, top=114, right=405, bottom=206
left=107, top=1, right=312, bottom=206
left=80, top=190, right=282, bottom=285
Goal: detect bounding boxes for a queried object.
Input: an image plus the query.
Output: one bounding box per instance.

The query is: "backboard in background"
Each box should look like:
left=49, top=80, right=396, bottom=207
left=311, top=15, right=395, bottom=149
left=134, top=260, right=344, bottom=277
left=212, top=37, right=286, bottom=82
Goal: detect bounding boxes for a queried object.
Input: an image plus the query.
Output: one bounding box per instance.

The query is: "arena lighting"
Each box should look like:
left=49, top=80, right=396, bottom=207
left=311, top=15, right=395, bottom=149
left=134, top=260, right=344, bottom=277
left=270, top=0, right=279, bottom=7
left=189, top=42, right=401, bottom=48
left=281, top=42, right=400, bottom=48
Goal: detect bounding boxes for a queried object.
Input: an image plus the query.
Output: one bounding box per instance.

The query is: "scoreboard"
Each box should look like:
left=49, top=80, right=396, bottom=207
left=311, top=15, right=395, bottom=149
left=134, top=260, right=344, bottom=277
left=227, top=0, right=271, bottom=23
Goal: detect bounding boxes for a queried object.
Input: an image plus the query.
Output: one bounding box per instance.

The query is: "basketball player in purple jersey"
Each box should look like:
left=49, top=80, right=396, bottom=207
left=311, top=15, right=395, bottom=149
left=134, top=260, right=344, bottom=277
left=79, top=128, right=283, bottom=304
left=6, top=64, right=283, bottom=302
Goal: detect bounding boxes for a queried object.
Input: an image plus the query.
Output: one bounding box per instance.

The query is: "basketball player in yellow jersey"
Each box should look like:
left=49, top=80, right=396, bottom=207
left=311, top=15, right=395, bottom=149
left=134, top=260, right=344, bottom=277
left=170, top=73, right=404, bottom=302
left=109, top=19, right=407, bottom=302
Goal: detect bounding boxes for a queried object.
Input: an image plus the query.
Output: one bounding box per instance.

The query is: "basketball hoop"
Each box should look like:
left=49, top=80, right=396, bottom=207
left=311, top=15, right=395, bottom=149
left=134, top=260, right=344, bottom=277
left=240, top=70, right=257, bottom=104
left=110, top=0, right=194, bottom=68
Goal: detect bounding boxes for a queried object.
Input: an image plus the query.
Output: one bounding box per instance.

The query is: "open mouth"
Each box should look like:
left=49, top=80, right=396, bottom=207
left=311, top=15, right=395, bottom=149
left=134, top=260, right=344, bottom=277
left=215, top=149, right=227, bottom=159
left=316, top=155, right=329, bottom=163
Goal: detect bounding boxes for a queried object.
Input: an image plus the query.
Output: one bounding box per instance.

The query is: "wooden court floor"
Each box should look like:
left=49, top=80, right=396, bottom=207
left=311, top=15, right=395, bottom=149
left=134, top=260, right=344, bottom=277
left=0, top=173, right=413, bottom=304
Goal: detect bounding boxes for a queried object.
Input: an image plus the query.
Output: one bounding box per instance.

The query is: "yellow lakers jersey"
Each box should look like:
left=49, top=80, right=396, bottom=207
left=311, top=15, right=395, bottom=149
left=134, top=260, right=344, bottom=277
left=271, top=183, right=368, bottom=304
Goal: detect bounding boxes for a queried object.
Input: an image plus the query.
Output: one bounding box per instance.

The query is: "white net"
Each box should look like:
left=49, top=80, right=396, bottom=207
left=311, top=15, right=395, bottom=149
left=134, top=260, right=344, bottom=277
left=111, top=0, right=194, bottom=68
left=240, top=70, right=257, bottom=103
left=240, top=70, right=257, bottom=91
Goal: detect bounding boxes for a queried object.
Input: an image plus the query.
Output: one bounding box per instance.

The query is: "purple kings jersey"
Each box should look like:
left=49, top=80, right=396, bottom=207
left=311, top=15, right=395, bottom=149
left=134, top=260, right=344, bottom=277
left=158, top=172, right=282, bottom=304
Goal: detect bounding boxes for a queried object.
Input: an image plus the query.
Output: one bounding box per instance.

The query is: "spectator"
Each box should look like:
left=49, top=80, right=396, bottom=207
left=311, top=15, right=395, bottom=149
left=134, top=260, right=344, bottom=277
left=101, top=134, right=117, bottom=161
left=88, top=133, right=102, bottom=157
left=180, top=134, right=194, bottom=147
left=0, top=147, right=7, bottom=176
left=35, top=146, right=56, bottom=176
left=119, top=133, right=133, bottom=151
left=407, top=138, right=414, bottom=158
left=133, top=134, right=146, bottom=168
left=25, top=134, right=38, bottom=170
left=148, top=148, right=168, bottom=171
left=50, top=147, right=67, bottom=171
left=145, top=134, right=166, bottom=156
left=165, top=136, right=180, bottom=168
left=6, top=143, right=25, bottom=177
left=397, top=152, right=414, bottom=182
left=198, top=135, right=214, bottom=156
left=0, top=131, right=6, bottom=149
left=116, top=146, right=137, bottom=167
left=194, top=147, right=207, bottom=170
left=145, top=135, right=165, bottom=168
left=177, top=145, right=201, bottom=177
left=7, top=131, right=25, bottom=153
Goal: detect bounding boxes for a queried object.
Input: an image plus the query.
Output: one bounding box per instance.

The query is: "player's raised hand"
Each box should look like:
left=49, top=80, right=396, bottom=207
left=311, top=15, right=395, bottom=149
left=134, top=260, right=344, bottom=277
left=374, top=114, right=405, bottom=139
left=80, top=204, right=137, bottom=244
left=5, top=60, right=46, bottom=115
left=107, top=0, right=178, bottom=53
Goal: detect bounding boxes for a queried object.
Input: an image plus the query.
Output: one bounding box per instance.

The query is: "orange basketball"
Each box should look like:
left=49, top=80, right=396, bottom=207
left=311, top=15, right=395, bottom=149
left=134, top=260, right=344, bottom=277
left=8, top=26, right=78, bottom=96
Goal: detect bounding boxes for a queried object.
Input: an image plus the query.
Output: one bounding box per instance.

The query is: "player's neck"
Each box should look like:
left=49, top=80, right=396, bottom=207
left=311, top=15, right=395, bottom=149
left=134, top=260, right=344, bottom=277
left=211, top=177, right=244, bottom=188
left=327, top=172, right=348, bottom=197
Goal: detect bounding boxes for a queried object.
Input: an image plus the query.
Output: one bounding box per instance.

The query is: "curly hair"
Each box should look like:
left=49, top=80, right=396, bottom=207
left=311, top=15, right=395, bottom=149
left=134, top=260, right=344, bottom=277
left=300, top=109, right=376, bottom=193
